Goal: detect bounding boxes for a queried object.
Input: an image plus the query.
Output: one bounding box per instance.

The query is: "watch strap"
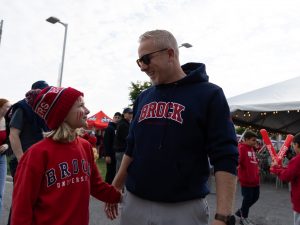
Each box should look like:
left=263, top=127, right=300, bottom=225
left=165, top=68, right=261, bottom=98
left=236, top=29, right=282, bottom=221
left=215, top=213, right=229, bottom=223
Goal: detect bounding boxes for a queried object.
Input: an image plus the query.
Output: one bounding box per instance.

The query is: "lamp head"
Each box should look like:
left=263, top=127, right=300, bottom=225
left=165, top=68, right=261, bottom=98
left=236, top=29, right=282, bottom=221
left=46, top=17, right=60, bottom=24
left=178, top=43, right=193, bottom=48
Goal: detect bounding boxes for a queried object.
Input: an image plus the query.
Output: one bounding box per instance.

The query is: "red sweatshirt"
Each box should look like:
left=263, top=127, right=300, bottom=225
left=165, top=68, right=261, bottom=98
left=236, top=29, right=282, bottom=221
left=272, top=154, right=300, bottom=213
left=12, top=137, right=121, bottom=225
left=237, top=142, right=260, bottom=187
left=0, top=130, right=6, bottom=145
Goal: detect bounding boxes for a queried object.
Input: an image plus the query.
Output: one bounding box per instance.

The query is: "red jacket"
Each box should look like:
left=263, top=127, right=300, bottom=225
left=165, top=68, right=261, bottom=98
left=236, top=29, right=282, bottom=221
left=273, top=154, right=300, bottom=213
left=0, top=130, right=6, bottom=145
left=237, top=142, right=260, bottom=187
left=12, top=137, right=121, bottom=225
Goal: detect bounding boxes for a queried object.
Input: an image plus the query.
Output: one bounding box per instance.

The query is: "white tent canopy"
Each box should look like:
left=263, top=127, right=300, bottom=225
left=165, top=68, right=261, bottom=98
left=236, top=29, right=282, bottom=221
left=227, top=76, right=300, bottom=134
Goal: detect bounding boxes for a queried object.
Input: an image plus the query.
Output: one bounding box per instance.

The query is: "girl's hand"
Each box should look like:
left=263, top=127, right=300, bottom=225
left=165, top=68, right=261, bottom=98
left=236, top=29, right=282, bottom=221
left=104, top=203, right=119, bottom=220
left=271, top=160, right=278, bottom=167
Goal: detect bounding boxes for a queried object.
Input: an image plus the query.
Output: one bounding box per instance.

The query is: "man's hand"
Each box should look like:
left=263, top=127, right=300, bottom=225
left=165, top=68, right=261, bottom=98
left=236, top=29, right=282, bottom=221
left=212, top=219, right=227, bottom=225
left=105, top=156, right=111, bottom=164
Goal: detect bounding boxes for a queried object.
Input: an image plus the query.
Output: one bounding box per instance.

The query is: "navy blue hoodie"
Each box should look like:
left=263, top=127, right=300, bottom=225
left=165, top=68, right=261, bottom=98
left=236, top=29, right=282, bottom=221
left=125, top=63, right=238, bottom=202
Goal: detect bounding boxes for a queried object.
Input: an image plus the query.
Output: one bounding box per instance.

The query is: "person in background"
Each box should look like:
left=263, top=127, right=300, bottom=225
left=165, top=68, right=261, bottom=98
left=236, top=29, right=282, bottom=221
left=95, top=130, right=102, bottom=155
left=11, top=86, right=121, bottom=225
left=6, top=80, right=49, bottom=225
left=0, top=98, right=11, bottom=219
left=103, top=112, right=121, bottom=184
left=8, top=80, right=49, bottom=176
left=80, top=129, right=99, bottom=162
left=271, top=133, right=300, bottom=225
left=106, top=29, right=238, bottom=225
left=235, top=131, right=260, bottom=225
left=113, top=108, right=133, bottom=172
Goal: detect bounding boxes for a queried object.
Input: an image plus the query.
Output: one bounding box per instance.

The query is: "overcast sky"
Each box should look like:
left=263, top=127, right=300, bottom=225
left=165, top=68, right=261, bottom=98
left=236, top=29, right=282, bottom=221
left=1, top=0, right=300, bottom=117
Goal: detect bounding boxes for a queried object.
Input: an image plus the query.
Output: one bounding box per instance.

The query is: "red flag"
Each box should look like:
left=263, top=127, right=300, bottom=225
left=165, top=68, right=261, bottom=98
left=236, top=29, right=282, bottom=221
left=277, top=134, right=294, bottom=165
left=260, top=129, right=279, bottom=163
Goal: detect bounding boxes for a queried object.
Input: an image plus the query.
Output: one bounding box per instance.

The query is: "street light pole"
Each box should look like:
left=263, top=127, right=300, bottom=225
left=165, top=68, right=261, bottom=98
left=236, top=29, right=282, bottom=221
left=59, top=22, right=68, bottom=88
left=46, top=17, right=68, bottom=87
left=0, top=20, right=4, bottom=46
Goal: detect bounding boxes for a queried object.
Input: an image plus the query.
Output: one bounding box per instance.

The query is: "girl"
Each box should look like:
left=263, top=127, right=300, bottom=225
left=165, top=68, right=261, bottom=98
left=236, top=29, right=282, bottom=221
left=271, top=133, right=300, bottom=225
left=11, top=86, right=121, bottom=225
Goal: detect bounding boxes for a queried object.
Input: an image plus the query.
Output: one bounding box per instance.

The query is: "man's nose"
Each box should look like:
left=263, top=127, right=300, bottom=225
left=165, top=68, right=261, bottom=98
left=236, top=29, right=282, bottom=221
left=140, top=63, right=148, bottom=72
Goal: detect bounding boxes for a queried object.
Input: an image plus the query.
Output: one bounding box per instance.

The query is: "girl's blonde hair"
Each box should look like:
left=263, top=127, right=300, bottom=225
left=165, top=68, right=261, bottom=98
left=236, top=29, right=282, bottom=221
left=92, top=147, right=99, bottom=162
left=45, top=122, right=78, bottom=142
left=0, top=98, right=9, bottom=108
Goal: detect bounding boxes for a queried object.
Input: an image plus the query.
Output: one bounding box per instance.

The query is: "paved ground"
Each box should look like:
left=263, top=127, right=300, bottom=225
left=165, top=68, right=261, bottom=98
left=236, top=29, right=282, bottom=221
left=1, top=176, right=293, bottom=225
left=209, top=180, right=293, bottom=225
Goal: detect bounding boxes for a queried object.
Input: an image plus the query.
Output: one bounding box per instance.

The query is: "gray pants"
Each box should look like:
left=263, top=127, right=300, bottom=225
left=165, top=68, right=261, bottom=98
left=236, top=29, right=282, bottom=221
left=115, top=152, right=124, bottom=173
left=295, top=211, right=300, bottom=225
left=120, top=191, right=209, bottom=225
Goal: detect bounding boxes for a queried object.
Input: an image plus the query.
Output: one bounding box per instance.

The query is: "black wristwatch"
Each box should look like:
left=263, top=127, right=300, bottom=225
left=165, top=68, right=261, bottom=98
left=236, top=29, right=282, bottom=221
left=214, top=213, right=236, bottom=225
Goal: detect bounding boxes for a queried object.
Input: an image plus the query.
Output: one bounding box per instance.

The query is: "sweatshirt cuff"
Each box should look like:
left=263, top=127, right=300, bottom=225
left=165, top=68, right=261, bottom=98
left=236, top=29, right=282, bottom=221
left=213, top=158, right=238, bottom=175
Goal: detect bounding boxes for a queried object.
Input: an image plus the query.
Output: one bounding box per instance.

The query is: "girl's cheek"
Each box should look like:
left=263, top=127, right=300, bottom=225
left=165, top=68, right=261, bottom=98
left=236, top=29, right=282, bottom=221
left=76, top=111, right=84, bottom=121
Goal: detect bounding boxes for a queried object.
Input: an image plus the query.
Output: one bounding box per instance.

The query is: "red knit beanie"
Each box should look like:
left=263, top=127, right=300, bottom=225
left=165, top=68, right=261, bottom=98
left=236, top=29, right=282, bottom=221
left=29, top=86, right=83, bottom=129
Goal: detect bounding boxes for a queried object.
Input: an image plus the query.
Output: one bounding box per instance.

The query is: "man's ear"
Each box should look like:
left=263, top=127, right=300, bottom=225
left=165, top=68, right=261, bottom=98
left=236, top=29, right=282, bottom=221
left=167, top=48, right=175, bottom=59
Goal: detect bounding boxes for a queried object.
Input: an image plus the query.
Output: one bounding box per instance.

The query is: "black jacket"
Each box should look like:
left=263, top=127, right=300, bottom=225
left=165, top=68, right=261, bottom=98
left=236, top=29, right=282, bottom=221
left=103, top=122, right=117, bottom=157
left=113, top=118, right=130, bottom=152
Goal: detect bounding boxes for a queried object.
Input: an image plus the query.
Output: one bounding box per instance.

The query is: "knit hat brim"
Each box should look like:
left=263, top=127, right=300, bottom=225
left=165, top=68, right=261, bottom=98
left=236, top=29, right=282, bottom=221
left=33, top=86, right=83, bottom=129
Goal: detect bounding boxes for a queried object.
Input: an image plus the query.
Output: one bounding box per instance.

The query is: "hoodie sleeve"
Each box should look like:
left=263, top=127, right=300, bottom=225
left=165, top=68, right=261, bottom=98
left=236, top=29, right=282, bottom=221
left=11, top=148, right=44, bottom=225
left=277, top=156, right=300, bottom=182
left=125, top=126, right=134, bottom=157
left=89, top=146, right=121, bottom=203
left=125, top=95, right=139, bottom=157
left=205, top=88, right=239, bottom=175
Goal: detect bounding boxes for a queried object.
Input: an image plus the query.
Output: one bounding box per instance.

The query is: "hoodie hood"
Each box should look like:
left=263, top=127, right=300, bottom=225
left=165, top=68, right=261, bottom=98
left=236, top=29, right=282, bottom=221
left=182, top=62, right=208, bottom=80
left=155, top=63, right=209, bottom=88
left=179, top=62, right=209, bottom=84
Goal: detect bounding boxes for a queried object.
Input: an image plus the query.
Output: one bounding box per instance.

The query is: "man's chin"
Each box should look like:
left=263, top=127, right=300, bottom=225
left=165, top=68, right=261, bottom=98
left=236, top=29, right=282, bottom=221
left=150, top=79, right=158, bottom=85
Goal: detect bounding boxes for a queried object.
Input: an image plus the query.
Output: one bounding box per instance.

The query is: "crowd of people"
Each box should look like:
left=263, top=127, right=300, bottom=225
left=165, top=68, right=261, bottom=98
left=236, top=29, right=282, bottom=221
left=0, top=29, right=299, bottom=225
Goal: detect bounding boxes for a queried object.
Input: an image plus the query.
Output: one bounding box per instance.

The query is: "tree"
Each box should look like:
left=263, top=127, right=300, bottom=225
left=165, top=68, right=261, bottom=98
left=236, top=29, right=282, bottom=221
left=128, top=81, right=152, bottom=105
left=235, top=126, right=247, bottom=135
